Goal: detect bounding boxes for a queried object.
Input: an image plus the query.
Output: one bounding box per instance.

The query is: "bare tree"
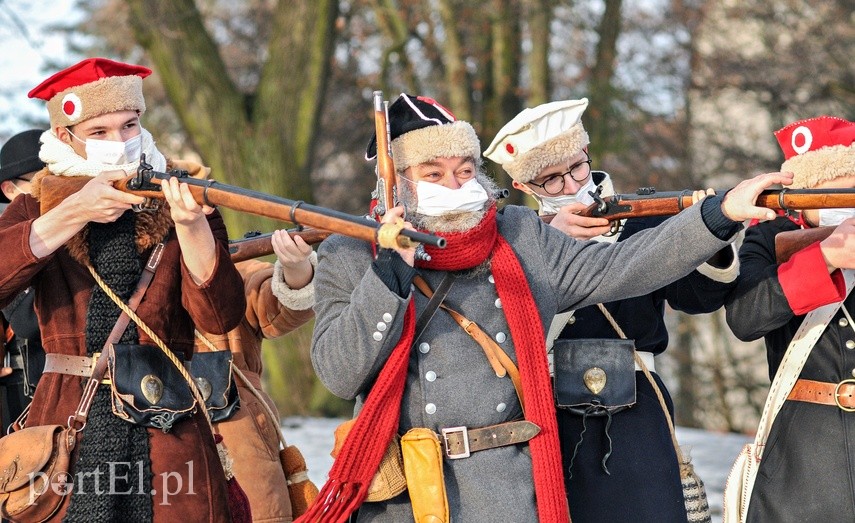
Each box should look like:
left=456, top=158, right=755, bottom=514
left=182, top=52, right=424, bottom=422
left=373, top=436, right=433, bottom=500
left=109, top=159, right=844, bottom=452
left=122, top=0, right=338, bottom=235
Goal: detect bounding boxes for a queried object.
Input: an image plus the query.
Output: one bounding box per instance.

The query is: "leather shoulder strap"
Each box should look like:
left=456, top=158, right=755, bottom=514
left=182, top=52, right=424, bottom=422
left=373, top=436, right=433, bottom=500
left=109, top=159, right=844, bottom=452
left=752, top=268, right=855, bottom=456
left=69, top=241, right=167, bottom=430
left=413, top=275, right=525, bottom=411
left=414, top=273, right=456, bottom=341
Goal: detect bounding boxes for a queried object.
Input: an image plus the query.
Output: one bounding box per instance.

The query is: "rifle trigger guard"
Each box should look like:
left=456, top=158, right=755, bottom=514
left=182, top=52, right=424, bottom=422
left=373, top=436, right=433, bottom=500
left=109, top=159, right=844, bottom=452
left=604, top=220, right=623, bottom=236
left=377, top=218, right=413, bottom=250
left=132, top=197, right=161, bottom=213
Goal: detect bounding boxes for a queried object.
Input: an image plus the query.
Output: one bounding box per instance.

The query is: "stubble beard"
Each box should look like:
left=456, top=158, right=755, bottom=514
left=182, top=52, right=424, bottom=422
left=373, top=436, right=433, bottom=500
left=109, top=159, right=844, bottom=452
left=397, top=170, right=499, bottom=277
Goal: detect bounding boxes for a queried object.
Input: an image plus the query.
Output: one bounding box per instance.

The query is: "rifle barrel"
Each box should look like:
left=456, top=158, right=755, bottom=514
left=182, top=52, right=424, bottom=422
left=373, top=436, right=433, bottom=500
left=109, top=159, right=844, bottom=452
left=134, top=168, right=446, bottom=249
left=539, top=187, right=855, bottom=223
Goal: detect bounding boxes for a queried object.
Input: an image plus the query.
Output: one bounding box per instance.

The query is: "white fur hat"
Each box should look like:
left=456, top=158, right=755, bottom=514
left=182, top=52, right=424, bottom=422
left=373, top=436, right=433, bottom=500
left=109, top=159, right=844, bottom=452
left=484, top=98, right=589, bottom=183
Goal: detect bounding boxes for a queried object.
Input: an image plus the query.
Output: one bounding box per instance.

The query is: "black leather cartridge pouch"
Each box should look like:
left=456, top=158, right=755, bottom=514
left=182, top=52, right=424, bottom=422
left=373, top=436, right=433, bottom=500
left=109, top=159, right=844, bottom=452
left=553, top=338, right=637, bottom=416
left=188, top=350, right=240, bottom=423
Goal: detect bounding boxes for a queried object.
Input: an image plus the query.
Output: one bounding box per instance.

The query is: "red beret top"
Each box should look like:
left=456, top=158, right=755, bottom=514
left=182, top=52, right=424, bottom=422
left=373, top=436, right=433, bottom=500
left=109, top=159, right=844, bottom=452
left=774, top=116, right=855, bottom=161
left=28, top=57, right=151, bottom=101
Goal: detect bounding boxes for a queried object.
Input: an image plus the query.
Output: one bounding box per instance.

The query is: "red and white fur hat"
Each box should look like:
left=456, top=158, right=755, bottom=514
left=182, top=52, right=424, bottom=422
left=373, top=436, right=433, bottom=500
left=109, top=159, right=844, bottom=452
left=28, top=57, right=151, bottom=130
left=774, top=116, right=855, bottom=189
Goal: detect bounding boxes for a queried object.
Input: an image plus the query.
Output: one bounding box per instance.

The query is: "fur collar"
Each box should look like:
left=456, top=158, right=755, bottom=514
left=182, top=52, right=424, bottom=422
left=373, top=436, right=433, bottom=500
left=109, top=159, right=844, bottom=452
left=30, top=168, right=173, bottom=266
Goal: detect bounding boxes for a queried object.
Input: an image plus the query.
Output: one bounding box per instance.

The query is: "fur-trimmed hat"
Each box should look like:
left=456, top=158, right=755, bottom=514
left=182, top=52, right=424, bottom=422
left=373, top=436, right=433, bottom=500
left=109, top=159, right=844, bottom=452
left=774, top=116, right=855, bottom=189
left=28, top=58, right=151, bottom=129
left=484, top=98, right=589, bottom=184
left=0, top=129, right=46, bottom=203
left=366, top=93, right=481, bottom=172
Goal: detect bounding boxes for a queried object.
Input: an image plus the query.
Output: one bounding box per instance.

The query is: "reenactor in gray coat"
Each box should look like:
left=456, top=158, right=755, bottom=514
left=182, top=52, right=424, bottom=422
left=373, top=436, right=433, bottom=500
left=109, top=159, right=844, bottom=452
left=305, top=93, right=792, bottom=523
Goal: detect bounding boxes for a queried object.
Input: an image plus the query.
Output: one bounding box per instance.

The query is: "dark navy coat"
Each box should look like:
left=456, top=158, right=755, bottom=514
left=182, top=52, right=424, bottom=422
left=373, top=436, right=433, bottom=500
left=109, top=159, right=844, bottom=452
left=726, top=216, right=855, bottom=523
left=557, top=216, right=738, bottom=523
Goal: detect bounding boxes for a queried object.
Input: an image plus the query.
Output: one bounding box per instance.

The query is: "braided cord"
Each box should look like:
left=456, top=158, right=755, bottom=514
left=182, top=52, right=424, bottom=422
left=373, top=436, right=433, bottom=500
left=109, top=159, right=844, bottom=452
left=86, top=265, right=213, bottom=432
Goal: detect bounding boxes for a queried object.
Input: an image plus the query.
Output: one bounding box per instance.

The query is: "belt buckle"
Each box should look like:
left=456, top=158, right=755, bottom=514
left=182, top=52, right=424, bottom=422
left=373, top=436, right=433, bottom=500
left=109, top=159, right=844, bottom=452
left=441, top=426, right=470, bottom=459
left=834, top=379, right=855, bottom=412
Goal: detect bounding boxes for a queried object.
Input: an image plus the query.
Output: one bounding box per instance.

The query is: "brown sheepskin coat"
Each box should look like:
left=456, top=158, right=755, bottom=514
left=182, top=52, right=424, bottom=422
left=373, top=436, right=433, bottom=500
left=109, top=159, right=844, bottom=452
left=198, top=259, right=315, bottom=522
left=0, top=169, right=246, bottom=522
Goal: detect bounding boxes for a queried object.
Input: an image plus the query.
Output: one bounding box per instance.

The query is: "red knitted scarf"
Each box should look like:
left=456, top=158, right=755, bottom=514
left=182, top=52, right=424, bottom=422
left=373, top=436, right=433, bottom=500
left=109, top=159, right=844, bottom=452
left=298, top=205, right=569, bottom=523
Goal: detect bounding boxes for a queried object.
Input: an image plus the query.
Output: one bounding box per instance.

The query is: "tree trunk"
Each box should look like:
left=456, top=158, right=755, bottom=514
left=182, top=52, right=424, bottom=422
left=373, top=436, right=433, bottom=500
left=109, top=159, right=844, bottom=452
left=483, top=0, right=526, bottom=203
left=526, top=0, right=553, bottom=107
left=125, top=0, right=339, bottom=236
left=585, top=0, right=622, bottom=161
left=437, top=0, right=473, bottom=122
left=673, top=313, right=700, bottom=427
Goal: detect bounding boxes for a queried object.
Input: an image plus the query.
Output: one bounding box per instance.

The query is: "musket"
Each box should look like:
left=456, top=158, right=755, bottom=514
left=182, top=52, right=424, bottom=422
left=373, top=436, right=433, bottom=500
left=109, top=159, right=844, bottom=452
left=39, top=156, right=446, bottom=251
left=541, top=185, right=855, bottom=235
left=372, top=90, right=396, bottom=217
left=774, top=226, right=833, bottom=264
left=371, top=90, right=442, bottom=261
left=228, top=228, right=332, bottom=263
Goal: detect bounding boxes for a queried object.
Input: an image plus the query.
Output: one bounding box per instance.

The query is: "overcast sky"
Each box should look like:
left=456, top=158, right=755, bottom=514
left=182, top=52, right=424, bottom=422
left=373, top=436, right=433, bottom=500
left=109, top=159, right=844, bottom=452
left=0, top=0, right=78, bottom=137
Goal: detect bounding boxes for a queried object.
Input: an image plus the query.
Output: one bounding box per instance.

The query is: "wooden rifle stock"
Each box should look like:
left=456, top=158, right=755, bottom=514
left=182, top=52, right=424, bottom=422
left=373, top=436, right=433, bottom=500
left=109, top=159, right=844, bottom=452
left=38, top=158, right=446, bottom=250
left=774, top=226, right=833, bottom=264
left=373, top=91, right=396, bottom=215
left=228, top=228, right=331, bottom=263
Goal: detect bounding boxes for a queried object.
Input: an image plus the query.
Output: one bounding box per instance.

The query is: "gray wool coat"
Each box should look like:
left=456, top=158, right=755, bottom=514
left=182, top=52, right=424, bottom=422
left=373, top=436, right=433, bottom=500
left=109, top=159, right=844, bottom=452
left=311, top=203, right=735, bottom=523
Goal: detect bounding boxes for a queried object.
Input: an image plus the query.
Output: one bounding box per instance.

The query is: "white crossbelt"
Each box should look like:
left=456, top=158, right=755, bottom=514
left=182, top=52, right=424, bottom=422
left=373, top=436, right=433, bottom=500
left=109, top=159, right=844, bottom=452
left=634, top=351, right=655, bottom=373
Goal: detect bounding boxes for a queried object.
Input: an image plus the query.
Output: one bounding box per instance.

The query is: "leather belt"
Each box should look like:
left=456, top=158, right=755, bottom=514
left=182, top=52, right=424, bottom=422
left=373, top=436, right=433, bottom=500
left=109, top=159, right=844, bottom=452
left=43, top=353, right=111, bottom=384
left=787, top=378, right=855, bottom=411
left=440, top=420, right=540, bottom=460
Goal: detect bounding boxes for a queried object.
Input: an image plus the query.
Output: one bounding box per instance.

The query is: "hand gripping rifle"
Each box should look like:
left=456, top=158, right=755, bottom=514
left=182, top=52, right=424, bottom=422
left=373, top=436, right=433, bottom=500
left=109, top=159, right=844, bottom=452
left=228, top=228, right=332, bottom=263
left=39, top=156, right=446, bottom=252
left=371, top=90, right=439, bottom=261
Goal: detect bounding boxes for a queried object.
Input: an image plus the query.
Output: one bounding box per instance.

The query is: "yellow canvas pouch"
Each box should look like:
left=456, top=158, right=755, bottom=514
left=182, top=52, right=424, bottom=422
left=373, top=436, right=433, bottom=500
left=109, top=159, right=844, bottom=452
left=400, top=428, right=449, bottom=523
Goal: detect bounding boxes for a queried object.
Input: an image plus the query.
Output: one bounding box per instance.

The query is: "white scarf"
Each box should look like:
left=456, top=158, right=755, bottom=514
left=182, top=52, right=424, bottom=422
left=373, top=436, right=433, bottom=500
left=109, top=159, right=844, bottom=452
left=39, top=128, right=167, bottom=177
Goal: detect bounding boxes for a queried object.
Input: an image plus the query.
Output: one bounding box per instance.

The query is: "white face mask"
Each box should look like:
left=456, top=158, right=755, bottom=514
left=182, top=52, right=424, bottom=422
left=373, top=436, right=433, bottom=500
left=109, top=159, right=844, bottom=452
left=415, top=178, right=490, bottom=216
left=819, top=208, right=855, bottom=227
left=531, top=177, right=597, bottom=215
left=69, top=130, right=143, bottom=165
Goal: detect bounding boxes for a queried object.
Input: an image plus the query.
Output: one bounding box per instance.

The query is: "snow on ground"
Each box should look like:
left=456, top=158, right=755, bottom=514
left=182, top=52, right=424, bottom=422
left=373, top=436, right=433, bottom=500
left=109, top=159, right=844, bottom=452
left=281, top=416, right=751, bottom=523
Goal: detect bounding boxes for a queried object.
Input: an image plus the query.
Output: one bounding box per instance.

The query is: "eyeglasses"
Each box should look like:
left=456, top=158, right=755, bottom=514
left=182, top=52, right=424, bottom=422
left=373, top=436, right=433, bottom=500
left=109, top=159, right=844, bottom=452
left=527, top=153, right=592, bottom=195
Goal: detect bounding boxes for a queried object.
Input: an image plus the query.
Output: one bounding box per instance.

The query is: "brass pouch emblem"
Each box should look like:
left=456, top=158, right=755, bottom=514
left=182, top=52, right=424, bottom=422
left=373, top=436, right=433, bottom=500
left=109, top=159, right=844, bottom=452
left=194, top=377, right=213, bottom=402
left=141, top=375, right=164, bottom=404
left=583, top=367, right=607, bottom=395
